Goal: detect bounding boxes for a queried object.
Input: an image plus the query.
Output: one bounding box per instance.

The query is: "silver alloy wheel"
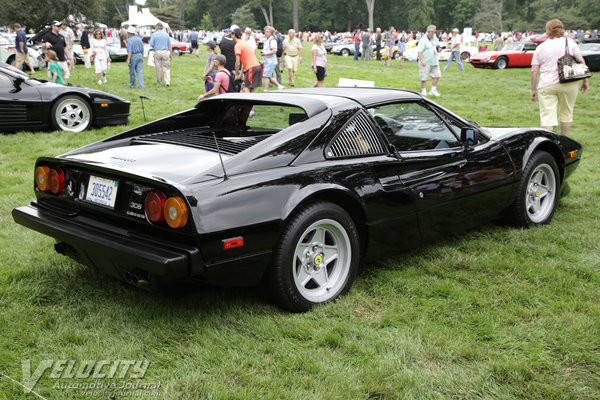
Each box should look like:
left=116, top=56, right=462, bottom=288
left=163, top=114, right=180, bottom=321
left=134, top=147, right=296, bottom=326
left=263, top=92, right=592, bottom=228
left=54, top=98, right=91, bottom=132
left=526, top=163, right=556, bottom=223
left=293, top=219, right=352, bottom=303
left=496, top=57, right=507, bottom=69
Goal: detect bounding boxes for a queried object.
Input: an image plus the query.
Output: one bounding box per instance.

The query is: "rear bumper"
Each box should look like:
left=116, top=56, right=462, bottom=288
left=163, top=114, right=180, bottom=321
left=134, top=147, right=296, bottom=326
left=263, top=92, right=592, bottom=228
left=12, top=202, right=199, bottom=281
left=12, top=201, right=271, bottom=287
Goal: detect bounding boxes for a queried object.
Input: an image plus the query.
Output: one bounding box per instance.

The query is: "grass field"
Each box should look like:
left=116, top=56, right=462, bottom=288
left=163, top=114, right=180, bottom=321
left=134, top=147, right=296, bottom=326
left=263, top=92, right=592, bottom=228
left=0, top=44, right=599, bottom=399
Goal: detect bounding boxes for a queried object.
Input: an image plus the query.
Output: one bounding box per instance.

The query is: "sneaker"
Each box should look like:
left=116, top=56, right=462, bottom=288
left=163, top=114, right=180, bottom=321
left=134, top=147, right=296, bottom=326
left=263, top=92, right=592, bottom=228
left=166, top=84, right=170, bottom=87
left=421, top=89, right=428, bottom=96
left=249, top=110, right=255, bottom=118
left=98, top=79, right=102, bottom=85
left=102, top=76, right=107, bottom=83
left=277, top=84, right=285, bottom=90
left=429, top=88, right=441, bottom=97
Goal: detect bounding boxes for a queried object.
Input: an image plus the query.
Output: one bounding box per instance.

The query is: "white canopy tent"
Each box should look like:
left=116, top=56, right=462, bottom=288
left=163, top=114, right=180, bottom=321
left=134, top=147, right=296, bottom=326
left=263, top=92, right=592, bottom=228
left=121, top=6, right=169, bottom=36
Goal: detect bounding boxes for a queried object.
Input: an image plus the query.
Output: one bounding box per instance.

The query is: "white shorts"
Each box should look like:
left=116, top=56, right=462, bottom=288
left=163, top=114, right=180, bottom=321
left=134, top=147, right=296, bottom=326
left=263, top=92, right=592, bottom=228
left=95, top=58, right=107, bottom=74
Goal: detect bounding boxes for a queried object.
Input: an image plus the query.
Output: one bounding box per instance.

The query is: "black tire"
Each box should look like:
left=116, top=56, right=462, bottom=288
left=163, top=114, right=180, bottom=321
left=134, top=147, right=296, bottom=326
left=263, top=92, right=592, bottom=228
left=494, top=56, right=508, bottom=69
left=268, top=202, right=360, bottom=312
left=460, top=51, right=470, bottom=62
left=172, top=48, right=181, bottom=56
left=507, top=151, right=560, bottom=227
left=393, top=51, right=401, bottom=60
left=341, top=48, right=350, bottom=57
left=50, top=95, right=93, bottom=132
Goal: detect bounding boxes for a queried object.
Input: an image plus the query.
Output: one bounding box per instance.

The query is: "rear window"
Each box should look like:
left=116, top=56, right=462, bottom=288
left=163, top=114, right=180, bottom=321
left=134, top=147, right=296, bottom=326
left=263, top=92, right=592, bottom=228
left=218, top=104, right=307, bottom=134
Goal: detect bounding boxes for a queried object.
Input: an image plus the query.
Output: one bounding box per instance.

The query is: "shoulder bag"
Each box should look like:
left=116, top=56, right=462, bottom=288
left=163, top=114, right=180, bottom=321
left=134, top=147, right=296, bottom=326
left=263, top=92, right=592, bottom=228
left=557, top=37, right=592, bottom=83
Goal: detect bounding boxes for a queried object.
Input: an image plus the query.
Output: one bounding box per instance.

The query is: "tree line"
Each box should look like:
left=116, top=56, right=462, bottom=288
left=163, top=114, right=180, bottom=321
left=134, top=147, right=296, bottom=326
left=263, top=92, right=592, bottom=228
left=1, top=0, right=598, bottom=35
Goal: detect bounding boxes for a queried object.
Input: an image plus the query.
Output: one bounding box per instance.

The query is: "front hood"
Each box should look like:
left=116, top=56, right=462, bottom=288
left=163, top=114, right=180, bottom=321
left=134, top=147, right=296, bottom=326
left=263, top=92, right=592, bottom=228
left=472, top=51, right=508, bottom=59
left=63, top=143, right=229, bottom=183
left=482, top=126, right=531, bottom=140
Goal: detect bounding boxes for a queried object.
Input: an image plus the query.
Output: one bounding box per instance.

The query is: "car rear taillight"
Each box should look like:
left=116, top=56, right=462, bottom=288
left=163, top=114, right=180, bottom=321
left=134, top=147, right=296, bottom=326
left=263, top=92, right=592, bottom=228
left=35, top=166, right=50, bottom=191
left=164, top=197, right=188, bottom=229
left=49, top=168, right=65, bottom=194
left=144, top=191, right=166, bottom=222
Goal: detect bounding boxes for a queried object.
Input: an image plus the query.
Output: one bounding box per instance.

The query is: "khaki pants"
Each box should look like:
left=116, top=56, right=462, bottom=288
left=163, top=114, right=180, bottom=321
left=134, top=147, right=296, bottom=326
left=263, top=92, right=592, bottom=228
left=538, top=81, right=578, bottom=126
left=15, top=52, right=33, bottom=71
left=153, top=50, right=171, bottom=85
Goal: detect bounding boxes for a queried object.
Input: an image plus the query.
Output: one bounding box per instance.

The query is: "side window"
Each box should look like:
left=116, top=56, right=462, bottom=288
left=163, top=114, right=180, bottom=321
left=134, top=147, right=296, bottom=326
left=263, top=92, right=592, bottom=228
left=369, top=102, right=461, bottom=151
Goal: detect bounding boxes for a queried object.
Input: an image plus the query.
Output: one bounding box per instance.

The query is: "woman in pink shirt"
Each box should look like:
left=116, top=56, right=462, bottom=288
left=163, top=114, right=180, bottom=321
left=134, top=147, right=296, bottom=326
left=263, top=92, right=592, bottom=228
left=530, top=19, right=589, bottom=135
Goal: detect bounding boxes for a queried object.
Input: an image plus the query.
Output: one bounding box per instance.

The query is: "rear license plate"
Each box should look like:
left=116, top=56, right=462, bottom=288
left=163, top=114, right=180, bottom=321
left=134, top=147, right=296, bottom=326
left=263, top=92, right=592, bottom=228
left=86, top=175, right=119, bottom=208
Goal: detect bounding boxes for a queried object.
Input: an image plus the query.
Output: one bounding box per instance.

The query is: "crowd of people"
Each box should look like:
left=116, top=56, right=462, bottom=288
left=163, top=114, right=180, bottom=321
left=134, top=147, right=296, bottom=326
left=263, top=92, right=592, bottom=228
left=3, top=18, right=593, bottom=135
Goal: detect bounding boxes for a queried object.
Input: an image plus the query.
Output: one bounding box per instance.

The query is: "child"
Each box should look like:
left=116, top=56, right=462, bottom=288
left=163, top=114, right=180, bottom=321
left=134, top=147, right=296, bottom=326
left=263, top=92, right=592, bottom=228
left=47, top=50, right=65, bottom=85
left=201, top=41, right=218, bottom=93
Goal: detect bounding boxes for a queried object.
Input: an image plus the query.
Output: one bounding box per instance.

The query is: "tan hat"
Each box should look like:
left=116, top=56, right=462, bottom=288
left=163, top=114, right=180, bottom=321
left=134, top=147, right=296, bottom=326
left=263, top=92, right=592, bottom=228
left=126, top=26, right=137, bottom=35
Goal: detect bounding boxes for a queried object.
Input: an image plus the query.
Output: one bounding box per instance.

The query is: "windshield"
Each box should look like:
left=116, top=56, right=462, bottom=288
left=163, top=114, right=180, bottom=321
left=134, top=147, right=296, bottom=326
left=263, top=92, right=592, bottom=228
left=579, top=43, right=600, bottom=52
left=503, top=42, right=523, bottom=51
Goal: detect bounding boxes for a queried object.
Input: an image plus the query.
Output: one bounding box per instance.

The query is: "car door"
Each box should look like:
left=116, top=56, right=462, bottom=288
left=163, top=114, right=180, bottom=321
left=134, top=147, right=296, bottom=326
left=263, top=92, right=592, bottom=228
left=0, top=71, right=44, bottom=130
left=369, top=101, right=514, bottom=238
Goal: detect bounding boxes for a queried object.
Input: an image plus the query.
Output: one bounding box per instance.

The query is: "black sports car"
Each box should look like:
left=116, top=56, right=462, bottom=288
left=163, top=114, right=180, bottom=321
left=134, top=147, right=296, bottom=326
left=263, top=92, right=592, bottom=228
left=12, top=88, right=582, bottom=312
left=0, top=66, right=130, bottom=132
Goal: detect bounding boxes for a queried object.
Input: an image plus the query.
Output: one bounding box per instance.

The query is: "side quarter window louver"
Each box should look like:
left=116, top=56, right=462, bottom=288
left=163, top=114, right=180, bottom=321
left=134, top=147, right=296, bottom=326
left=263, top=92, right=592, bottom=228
left=325, top=112, right=386, bottom=158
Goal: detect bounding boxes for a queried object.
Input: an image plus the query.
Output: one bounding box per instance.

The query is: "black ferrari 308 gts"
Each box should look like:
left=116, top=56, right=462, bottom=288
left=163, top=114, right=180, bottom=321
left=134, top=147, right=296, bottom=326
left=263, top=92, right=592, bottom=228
left=0, top=65, right=129, bottom=132
left=12, top=88, right=582, bottom=312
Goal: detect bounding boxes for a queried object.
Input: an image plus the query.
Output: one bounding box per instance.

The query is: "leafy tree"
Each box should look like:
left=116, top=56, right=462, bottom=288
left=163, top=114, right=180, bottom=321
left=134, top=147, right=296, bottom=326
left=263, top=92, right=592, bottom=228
left=0, top=0, right=103, bottom=30
left=231, top=6, right=257, bottom=30
left=200, top=13, right=215, bottom=31
left=404, top=0, right=435, bottom=31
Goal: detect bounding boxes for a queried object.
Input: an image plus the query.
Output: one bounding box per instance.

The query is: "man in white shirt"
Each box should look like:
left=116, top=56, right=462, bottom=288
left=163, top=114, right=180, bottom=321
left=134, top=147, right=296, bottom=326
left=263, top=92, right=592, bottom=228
left=443, top=28, right=464, bottom=72
left=243, top=28, right=257, bottom=51
left=60, top=22, right=75, bottom=70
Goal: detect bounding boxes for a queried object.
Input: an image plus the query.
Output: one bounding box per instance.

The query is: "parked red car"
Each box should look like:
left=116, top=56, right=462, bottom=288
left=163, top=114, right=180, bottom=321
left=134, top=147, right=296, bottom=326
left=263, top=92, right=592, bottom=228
left=471, top=42, right=538, bottom=69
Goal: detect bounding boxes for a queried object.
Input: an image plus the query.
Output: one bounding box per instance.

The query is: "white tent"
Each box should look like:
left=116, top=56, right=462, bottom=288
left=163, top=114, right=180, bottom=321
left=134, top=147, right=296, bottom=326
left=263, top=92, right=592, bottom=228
left=121, top=6, right=169, bottom=35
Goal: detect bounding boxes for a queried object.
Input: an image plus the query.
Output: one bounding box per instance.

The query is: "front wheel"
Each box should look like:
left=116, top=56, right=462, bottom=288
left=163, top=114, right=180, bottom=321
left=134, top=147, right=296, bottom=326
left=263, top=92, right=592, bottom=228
left=50, top=96, right=92, bottom=132
left=494, top=56, right=508, bottom=69
left=341, top=48, right=350, bottom=57
left=172, top=48, right=181, bottom=56
left=268, top=202, right=360, bottom=312
left=507, top=151, right=559, bottom=227
left=460, top=51, right=470, bottom=62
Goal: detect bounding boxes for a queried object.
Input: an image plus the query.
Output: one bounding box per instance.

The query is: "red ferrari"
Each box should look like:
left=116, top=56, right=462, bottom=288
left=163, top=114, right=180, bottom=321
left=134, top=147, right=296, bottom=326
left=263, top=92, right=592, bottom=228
left=470, top=42, right=538, bottom=69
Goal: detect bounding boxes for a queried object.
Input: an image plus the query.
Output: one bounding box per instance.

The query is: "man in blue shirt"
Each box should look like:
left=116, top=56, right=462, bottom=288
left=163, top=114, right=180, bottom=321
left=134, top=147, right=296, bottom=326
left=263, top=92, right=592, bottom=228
left=14, top=23, right=35, bottom=74
left=126, top=26, right=145, bottom=88
left=189, top=27, right=199, bottom=57
left=149, top=22, right=172, bottom=86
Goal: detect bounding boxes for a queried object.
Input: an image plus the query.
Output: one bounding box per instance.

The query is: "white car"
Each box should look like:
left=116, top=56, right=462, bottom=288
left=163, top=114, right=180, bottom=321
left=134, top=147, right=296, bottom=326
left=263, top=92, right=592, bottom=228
left=0, top=33, right=46, bottom=70
left=438, top=44, right=479, bottom=62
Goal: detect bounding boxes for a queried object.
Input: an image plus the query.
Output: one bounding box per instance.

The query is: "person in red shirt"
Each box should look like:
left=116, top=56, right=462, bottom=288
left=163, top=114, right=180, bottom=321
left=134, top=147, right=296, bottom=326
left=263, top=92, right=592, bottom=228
left=353, top=29, right=361, bottom=61
left=232, top=28, right=262, bottom=92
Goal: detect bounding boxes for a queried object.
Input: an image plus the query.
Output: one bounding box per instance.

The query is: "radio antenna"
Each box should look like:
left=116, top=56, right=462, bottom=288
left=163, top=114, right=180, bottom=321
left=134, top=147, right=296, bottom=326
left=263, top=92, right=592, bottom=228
left=212, top=133, right=228, bottom=180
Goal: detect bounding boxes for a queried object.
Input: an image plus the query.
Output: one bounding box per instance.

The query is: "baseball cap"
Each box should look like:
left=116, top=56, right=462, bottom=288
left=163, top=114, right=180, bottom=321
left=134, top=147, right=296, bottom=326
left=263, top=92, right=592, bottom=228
left=206, top=40, right=216, bottom=49
left=51, top=20, right=61, bottom=27
left=232, top=28, right=243, bottom=38
left=230, top=24, right=240, bottom=31
left=452, top=28, right=459, bottom=32
left=126, top=26, right=137, bottom=35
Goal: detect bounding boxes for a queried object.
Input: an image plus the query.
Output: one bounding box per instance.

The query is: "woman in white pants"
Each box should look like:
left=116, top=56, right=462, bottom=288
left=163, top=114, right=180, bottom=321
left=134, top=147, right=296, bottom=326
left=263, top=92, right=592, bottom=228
left=91, top=29, right=111, bottom=84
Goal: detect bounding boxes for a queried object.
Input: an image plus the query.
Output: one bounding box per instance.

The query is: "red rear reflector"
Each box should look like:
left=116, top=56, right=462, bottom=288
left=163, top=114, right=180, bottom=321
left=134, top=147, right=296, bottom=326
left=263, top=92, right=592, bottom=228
left=223, top=237, right=244, bottom=250
left=145, top=191, right=166, bottom=222
left=49, top=168, right=65, bottom=194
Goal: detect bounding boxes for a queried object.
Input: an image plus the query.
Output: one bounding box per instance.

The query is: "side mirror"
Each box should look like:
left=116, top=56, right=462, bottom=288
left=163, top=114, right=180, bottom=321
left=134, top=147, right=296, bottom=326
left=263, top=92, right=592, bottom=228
left=460, top=127, right=478, bottom=146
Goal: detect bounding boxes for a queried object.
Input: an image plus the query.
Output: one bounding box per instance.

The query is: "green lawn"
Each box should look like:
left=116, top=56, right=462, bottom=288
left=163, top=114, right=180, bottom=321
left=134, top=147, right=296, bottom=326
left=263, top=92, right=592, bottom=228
left=0, top=45, right=599, bottom=399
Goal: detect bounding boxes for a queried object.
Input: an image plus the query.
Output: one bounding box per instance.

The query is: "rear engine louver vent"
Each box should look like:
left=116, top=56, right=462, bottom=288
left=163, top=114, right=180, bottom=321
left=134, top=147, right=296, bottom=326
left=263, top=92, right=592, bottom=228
left=326, top=113, right=385, bottom=158
left=134, top=129, right=268, bottom=155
